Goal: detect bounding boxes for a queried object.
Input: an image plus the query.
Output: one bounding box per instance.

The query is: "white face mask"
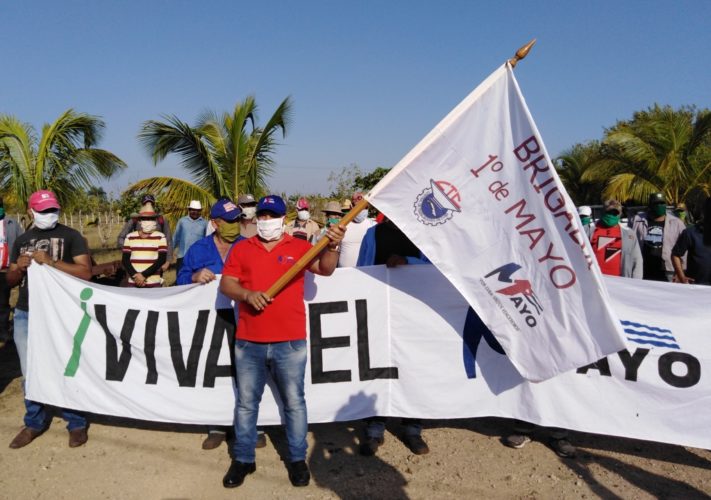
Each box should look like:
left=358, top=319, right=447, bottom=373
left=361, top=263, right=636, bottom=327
left=241, top=206, right=257, bottom=219
left=257, top=217, right=285, bottom=241
left=140, top=220, right=158, bottom=233
left=32, top=209, right=59, bottom=230
left=297, top=210, right=310, bottom=221
left=353, top=209, right=369, bottom=223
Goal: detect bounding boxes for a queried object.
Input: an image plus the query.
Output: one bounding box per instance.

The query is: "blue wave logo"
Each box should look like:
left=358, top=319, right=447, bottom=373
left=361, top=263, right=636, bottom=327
left=621, top=320, right=680, bottom=349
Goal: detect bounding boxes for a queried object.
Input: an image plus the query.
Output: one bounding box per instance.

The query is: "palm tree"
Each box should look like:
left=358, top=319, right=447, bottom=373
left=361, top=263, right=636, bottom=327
left=583, top=105, right=711, bottom=205
left=0, top=110, right=126, bottom=208
left=555, top=141, right=606, bottom=205
left=131, top=96, right=292, bottom=216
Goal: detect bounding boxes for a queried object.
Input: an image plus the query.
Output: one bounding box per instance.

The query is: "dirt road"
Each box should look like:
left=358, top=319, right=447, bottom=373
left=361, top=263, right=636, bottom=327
left=0, top=341, right=709, bottom=499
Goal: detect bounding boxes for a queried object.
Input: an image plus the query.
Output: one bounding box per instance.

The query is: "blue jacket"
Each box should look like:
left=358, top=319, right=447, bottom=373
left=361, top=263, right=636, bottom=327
left=176, top=234, right=244, bottom=285
left=356, top=225, right=429, bottom=267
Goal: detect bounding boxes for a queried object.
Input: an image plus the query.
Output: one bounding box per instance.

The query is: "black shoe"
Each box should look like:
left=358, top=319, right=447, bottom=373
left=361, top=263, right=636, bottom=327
left=359, top=436, right=384, bottom=456
left=550, top=438, right=577, bottom=458
left=288, top=460, right=310, bottom=487
left=403, top=434, right=430, bottom=455
left=223, top=460, right=256, bottom=488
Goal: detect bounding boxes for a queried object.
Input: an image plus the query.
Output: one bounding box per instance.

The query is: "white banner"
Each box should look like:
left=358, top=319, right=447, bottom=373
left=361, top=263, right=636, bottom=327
left=367, top=64, right=625, bottom=381
left=26, top=265, right=711, bottom=450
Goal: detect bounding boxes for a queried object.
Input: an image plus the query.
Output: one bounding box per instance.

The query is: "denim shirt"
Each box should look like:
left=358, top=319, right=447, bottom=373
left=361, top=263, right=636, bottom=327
left=173, top=216, right=208, bottom=258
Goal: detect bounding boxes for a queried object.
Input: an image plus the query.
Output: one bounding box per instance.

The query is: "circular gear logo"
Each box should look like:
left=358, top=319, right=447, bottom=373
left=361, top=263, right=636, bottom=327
left=413, top=179, right=462, bottom=226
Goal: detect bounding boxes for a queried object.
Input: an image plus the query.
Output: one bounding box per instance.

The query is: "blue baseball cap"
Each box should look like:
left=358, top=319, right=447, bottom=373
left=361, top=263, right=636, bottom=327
left=257, top=195, right=286, bottom=216
left=210, top=198, right=242, bottom=221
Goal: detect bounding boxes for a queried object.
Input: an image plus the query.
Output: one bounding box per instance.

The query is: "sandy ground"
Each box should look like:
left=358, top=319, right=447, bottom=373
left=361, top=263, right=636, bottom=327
left=0, top=341, right=710, bottom=500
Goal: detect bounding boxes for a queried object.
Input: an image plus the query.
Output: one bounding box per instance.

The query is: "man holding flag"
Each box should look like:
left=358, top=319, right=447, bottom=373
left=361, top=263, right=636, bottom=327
left=219, top=195, right=345, bottom=488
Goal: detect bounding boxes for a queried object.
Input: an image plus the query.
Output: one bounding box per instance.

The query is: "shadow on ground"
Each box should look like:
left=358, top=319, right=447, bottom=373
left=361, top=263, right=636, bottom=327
left=308, top=392, right=408, bottom=500
left=0, top=340, right=21, bottom=394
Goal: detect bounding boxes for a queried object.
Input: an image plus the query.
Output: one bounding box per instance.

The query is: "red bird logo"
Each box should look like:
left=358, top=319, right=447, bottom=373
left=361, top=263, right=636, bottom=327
left=496, top=279, right=533, bottom=296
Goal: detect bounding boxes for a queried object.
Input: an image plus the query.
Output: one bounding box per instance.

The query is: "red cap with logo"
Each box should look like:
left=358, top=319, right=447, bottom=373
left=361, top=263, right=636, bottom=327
left=29, top=190, right=60, bottom=211
left=296, top=197, right=310, bottom=210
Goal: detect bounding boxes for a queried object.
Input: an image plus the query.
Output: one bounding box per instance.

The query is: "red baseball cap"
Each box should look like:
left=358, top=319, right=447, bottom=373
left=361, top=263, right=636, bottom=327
left=29, top=190, right=60, bottom=211
left=296, top=197, right=309, bottom=210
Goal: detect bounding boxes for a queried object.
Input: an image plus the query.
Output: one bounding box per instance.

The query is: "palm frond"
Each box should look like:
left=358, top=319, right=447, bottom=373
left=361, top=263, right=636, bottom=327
left=138, top=116, right=228, bottom=196
left=140, top=96, right=292, bottom=203
left=34, top=109, right=107, bottom=190
left=0, top=115, right=35, bottom=202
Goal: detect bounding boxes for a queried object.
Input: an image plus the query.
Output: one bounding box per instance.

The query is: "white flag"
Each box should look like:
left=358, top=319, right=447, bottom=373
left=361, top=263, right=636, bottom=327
left=367, top=63, right=626, bottom=381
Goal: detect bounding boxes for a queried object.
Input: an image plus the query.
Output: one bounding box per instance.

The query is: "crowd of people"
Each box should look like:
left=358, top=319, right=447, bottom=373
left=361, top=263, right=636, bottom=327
left=578, top=194, right=711, bottom=285
left=1, top=188, right=709, bottom=489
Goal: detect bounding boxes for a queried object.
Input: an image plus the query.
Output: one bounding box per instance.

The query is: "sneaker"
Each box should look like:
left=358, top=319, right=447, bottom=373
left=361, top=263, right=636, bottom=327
left=288, top=460, right=310, bottom=487
left=403, top=434, right=430, bottom=455
left=256, top=431, right=267, bottom=449
left=202, top=431, right=225, bottom=450
left=504, top=434, right=531, bottom=449
left=223, top=460, right=256, bottom=488
left=550, top=438, right=576, bottom=458
left=359, top=436, right=384, bottom=456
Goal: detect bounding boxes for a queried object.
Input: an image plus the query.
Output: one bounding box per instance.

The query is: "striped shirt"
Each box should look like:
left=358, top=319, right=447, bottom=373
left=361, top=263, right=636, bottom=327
left=123, top=231, right=168, bottom=287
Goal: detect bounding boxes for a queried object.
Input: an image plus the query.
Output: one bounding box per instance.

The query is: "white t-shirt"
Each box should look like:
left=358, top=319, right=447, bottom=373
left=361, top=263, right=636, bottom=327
left=338, top=218, right=376, bottom=267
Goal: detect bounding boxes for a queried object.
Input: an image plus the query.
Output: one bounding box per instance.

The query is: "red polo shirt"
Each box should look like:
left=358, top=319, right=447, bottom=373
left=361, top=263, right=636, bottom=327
left=222, top=234, right=313, bottom=342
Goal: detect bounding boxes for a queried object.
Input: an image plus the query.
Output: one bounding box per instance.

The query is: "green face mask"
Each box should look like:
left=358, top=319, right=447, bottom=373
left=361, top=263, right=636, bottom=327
left=327, top=217, right=341, bottom=227
left=651, top=204, right=667, bottom=217
left=0, top=208, right=5, bottom=219
left=676, top=210, right=687, bottom=221
left=216, top=221, right=241, bottom=242
left=580, top=216, right=591, bottom=226
left=601, top=213, right=620, bottom=227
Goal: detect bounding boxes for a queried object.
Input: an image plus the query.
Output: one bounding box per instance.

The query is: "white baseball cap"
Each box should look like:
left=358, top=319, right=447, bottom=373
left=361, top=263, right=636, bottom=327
left=188, top=200, right=202, bottom=210
left=578, top=205, right=592, bottom=217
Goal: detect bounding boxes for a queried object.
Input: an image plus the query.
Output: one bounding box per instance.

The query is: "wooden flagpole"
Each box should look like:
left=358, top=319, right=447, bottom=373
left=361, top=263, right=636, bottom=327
left=265, top=197, right=370, bottom=298
left=508, top=39, right=536, bottom=68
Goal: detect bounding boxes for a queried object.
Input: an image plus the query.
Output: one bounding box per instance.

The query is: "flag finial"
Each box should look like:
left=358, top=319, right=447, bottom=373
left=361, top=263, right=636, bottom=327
left=508, top=39, right=537, bottom=68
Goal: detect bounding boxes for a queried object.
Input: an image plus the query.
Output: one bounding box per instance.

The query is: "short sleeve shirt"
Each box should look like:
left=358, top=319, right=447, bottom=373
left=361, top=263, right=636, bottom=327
left=11, top=224, right=88, bottom=311
left=222, top=234, right=312, bottom=342
left=123, top=231, right=168, bottom=286
left=672, top=225, right=711, bottom=285
left=642, top=220, right=666, bottom=280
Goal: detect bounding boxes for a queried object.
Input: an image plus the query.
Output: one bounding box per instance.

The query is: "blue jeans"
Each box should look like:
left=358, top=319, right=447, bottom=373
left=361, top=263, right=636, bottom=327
left=13, top=309, right=87, bottom=431
left=232, top=339, right=308, bottom=463
left=365, top=417, right=422, bottom=439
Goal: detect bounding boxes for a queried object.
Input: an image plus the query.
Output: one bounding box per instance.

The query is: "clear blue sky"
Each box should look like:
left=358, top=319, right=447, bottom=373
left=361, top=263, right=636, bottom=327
left=2, top=1, right=709, bottom=197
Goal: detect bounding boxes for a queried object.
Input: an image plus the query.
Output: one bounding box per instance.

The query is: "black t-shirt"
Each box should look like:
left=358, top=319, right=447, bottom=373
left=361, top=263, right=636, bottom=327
left=10, top=224, right=89, bottom=311
left=373, top=221, right=420, bottom=265
left=642, top=220, right=666, bottom=281
left=672, top=225, right=711, bottom=285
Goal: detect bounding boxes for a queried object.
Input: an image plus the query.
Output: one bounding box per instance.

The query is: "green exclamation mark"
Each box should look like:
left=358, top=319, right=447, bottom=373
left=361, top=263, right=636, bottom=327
left=64, top=287, right=94, bottom=377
